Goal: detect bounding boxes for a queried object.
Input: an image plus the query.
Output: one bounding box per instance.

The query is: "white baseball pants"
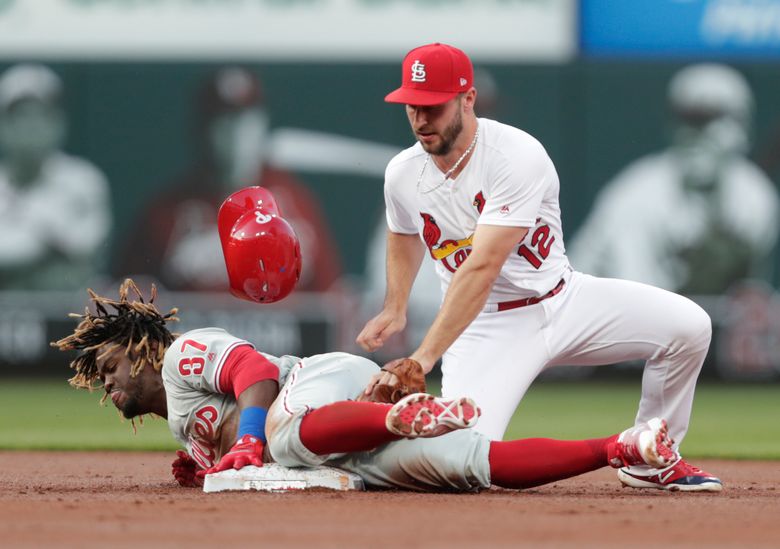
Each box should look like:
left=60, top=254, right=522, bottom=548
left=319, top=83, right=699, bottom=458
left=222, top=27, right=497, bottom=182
left=441, top=270, right=712, bottom=450
left=266, top=352, right=492, bottom=491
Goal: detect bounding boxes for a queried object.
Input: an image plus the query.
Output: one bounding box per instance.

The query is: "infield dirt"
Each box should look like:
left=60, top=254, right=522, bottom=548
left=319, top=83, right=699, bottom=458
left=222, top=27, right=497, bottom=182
left=2, top=452, right=778, bottom=548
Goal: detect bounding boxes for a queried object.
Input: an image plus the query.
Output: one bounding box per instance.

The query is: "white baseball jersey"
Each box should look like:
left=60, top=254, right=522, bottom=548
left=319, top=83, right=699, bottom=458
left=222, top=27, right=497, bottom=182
left=162, top=327, right=300, bottom=469
left=382, top=119, right=712, bottom=462
left=384, top=117, right=570, bottom=301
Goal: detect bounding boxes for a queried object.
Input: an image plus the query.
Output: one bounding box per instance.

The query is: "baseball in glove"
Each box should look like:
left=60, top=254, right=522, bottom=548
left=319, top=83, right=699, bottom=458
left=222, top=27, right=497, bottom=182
left=364, top=358, right=426, bottom=404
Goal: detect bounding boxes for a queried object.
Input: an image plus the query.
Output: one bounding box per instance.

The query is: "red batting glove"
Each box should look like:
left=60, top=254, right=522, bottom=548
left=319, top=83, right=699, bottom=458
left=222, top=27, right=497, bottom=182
left=205, top=434, right=264, bottom=474
left=171, top=449, right=204, bottom=488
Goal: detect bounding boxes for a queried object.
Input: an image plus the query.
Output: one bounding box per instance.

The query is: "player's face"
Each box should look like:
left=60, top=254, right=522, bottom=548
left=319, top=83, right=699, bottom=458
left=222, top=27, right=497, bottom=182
left=406, top=96, right=464, bottom=156
left=96, top=347, right=156, bottom=419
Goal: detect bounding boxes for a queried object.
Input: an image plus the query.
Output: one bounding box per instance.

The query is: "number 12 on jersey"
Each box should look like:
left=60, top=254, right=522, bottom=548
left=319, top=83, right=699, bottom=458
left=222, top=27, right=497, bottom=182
left=517, top=224, right=555, bottom=269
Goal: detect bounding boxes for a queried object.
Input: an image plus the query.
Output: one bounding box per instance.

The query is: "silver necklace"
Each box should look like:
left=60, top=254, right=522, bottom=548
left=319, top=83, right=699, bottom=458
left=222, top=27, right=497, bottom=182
left=417, top=127, right=479, bottom=194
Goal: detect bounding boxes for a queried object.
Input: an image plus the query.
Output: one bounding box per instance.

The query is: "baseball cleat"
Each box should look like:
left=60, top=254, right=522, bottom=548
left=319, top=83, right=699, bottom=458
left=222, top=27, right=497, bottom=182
left=386, top=393, right=480, bottom=438
left=617, top=458, right=723, bottom=492
left=607, top=417, right=677, bottom=469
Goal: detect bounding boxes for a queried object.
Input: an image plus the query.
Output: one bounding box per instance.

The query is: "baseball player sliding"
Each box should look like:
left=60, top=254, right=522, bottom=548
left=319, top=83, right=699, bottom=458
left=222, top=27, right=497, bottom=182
left=54, top=279, right=675, bottom=492
left=358, top=43, right=721, bottom=492
left=53, top=190, right=677, bottom=493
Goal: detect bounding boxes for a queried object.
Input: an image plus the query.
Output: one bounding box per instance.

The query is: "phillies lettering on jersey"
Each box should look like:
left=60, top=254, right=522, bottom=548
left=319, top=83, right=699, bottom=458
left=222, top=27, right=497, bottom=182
left=385, top=118, right=571, bottom=301
left=161, top=327, right=300, bottom=467
left=190, top=404, right=220, bottom=469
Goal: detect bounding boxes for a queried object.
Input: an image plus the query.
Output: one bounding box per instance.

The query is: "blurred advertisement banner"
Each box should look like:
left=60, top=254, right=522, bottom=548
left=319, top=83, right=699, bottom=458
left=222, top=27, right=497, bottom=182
left=0, top=0, right=575, bottom=61
left=582, top=0, right=780, bottom=58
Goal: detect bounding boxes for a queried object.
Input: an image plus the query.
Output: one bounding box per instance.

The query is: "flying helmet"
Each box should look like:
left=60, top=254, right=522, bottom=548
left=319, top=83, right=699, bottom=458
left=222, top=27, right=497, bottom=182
left=218, top=186, right=301, bottom=303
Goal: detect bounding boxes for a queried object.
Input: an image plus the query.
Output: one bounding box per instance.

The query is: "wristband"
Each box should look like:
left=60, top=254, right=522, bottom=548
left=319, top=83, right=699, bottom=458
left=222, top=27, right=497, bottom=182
left=237, top=406, right=268, bottom=442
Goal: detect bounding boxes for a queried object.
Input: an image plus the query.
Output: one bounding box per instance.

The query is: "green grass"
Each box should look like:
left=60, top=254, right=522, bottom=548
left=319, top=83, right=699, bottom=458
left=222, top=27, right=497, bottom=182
left=1, top=379, right=778, bottom=459
left=0, top=379, right=177, bottom=451
left=502, top=382, right=780, bottom=460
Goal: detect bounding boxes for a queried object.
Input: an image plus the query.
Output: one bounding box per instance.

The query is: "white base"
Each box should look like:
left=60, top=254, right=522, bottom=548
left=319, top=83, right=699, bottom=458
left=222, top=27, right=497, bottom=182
left=202, top=463, right=365, bottom=493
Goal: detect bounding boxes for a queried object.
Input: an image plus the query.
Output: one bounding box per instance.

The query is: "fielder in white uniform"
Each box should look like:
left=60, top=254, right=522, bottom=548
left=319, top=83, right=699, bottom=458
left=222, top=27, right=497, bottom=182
left=358, top=43, right=721, bottom=491
left=55, top=280, right=682, bottom=492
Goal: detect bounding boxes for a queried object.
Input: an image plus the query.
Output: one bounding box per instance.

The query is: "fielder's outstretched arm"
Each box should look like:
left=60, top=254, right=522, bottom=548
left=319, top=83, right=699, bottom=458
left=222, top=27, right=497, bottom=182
left=357, top=230, right=425, bottom=352
left=410, top=224, right=529, bottom=373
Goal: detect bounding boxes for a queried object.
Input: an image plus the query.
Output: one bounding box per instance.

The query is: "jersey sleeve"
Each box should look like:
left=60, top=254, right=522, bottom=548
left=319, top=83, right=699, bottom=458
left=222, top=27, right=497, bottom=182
left=163, top=329, right=253, bottom=396
left=384, top=166, right=419, bottom=235
left=478, top=138, right=554, bottom=228
left=218, top=344, right=279, bottom=397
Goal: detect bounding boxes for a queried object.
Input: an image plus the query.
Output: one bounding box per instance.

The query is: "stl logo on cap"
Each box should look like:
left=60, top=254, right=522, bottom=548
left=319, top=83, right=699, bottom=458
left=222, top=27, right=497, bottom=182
left=410, top=60, right=426, bottom=83
left=385, top=43, right=473, bottom=106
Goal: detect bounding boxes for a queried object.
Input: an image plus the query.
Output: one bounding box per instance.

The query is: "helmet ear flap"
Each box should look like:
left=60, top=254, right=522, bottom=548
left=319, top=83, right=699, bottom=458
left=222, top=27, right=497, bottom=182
left=218, top=188, right=301, bottom=304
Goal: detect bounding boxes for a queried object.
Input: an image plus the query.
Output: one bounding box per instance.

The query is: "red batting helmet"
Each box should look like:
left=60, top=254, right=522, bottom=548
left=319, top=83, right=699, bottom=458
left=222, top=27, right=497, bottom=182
left=218, top=186, right=280, bottom=249
left=218, top=188, right=301, bottom=303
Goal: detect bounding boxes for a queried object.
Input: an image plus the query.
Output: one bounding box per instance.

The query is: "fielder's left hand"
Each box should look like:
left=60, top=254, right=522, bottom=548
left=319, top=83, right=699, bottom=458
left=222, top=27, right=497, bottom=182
left=356, top=309, right=406, bottom=352
left=205, top=434, right=265, bottom=474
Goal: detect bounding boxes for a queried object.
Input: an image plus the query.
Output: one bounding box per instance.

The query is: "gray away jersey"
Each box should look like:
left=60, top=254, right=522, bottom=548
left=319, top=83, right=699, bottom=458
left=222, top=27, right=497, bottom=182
left=161, top=327, right=300, bottom=468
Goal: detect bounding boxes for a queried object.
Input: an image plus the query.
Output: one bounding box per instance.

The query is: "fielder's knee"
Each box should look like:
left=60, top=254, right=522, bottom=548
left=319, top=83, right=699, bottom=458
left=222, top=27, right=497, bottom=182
left=672, top=298, right=712, bottom=355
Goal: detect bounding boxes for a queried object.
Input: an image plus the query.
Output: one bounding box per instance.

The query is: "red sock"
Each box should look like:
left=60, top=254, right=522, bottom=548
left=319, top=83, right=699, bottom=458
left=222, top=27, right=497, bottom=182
left=299, top=401, right=401, bottom=455
left=489, top=434, right=619, bottom=489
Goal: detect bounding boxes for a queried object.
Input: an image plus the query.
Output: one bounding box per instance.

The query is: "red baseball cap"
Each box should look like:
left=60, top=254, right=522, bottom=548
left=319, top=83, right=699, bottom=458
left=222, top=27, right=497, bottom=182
left=385, top=43, right=474, bottom=106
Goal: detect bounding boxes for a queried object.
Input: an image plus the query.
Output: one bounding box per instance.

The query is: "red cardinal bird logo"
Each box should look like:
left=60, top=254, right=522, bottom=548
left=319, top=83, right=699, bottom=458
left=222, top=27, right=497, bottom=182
left=420, top=213, right=441, bottom=256
left=419, top=211, right=474, bottom=272
left=473, top=191, right=485, bottom=214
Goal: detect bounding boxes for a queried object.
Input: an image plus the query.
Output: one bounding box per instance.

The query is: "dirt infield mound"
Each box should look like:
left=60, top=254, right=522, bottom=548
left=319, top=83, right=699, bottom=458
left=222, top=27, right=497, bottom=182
left=2, top=451, right=778, bottom=548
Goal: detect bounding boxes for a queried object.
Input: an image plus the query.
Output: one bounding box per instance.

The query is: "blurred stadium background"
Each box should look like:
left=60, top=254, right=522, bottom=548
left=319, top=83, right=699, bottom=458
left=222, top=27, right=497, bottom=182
left=0, top=0, right=778, bottom=453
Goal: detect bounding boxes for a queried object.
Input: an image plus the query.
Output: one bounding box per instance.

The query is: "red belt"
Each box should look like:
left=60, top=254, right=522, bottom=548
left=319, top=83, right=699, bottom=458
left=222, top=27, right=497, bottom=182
left=496, top=279, right=566, bottom=312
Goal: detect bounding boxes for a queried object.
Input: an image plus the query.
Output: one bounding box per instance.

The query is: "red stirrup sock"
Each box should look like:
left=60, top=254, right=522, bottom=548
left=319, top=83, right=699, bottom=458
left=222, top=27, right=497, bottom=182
left=299, top=401, right=400, bottom=455
left=488, top=434, right=619, bottom=489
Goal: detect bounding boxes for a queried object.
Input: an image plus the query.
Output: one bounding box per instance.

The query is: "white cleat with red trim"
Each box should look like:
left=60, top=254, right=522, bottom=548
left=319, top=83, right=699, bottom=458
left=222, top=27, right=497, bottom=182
left=386, top=393, right=480, bottom=438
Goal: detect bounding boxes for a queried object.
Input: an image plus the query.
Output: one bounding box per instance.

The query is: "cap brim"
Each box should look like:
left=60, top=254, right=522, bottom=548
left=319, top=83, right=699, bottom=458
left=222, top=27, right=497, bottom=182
left=384, top=87, right=459, bottom=106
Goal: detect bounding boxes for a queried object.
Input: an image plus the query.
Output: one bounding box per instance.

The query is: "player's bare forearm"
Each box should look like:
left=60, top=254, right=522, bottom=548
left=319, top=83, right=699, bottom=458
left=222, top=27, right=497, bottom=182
left=383, top=231, right=425, bottom=312
left=237, top=379, right=279, bottom=412
left=409, top=260, right=497, bottom=371
left=205, top=380, right=279, bottom=475
left=410, top=224, right=529, bottom=372
left=357, top=231, right=424, bottom=351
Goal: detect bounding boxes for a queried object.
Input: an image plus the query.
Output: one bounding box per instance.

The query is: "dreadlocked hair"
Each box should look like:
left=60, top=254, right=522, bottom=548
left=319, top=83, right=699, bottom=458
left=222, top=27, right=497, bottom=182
left=51, top=278, right=179, bottom=392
